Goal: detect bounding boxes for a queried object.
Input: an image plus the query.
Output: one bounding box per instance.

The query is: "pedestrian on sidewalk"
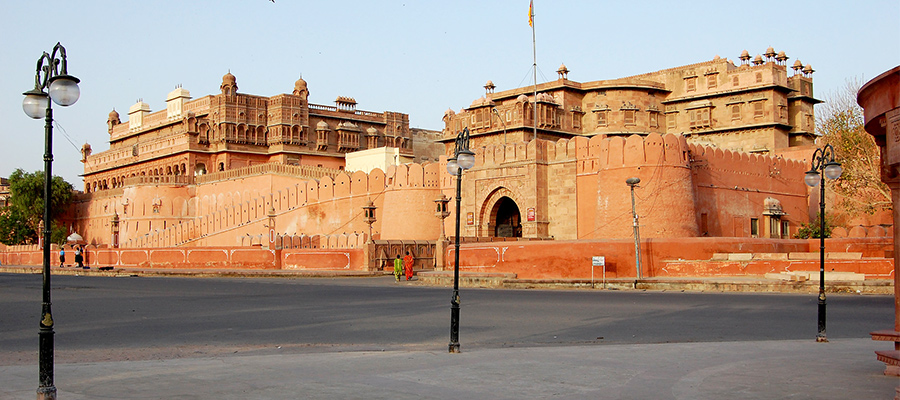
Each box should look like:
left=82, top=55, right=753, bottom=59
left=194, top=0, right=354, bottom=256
left=393, top=254, right=402, bottom=282
left=59, top=246, right=65, bottom=267
left=74, top=245, right=84, bottom=269
left=404, top=251, right=414, bottom=281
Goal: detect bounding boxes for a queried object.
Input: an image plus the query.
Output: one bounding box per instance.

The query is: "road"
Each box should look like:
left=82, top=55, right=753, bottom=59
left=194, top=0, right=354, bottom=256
left=0, top=273, right=893, bottom=364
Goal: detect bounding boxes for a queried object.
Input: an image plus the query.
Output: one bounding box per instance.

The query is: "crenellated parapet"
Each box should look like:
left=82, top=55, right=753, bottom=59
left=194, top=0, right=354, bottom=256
left=688, top=142, right=808, bottom=194
left=115, top=159, right=451, bottom=248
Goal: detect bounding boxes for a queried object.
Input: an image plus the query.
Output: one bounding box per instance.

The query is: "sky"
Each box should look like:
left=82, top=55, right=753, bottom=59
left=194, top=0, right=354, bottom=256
left=1, top=0, right=898, bottom=187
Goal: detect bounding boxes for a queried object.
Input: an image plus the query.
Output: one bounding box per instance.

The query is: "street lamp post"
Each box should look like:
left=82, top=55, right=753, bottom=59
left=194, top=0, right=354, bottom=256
left=804, top=143, right=843, bottom=343
left=434, top=194, right=450, bottom=241
left=22, top=42, right=81, bottom=400
left=363, top=200, right=376, bottom=242
left=626, top=177, right=642, bottom=281
left=447, top=127, right=475, bottom=353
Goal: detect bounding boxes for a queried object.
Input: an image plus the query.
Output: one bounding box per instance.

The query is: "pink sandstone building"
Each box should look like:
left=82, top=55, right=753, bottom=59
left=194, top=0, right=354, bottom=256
left=1, top=47, right=892, bottom=284
left=69, top=49, right=821, bottom=249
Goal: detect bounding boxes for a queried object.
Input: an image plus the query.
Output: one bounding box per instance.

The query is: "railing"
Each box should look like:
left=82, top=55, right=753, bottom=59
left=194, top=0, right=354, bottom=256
left=195, top=162, right=341, bottom=185
left=308, top=103, right=339, bottom=112
left=371, top=240, right=436, bottom=271
left=123, top=175, right=194, bottom=186
left=308, top=103, right=385, bottom=119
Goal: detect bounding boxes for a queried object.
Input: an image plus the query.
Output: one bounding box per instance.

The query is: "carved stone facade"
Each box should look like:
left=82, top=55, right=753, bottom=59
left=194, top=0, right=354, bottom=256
left=82, top=73, right=415, bottom=193
left=69, top=50, right=817, bottom=248
left=442, top=48, right=819, bottom=155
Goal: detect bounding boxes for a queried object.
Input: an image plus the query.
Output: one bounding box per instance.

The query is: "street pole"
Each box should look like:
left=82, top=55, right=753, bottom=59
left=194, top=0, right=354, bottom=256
left=627, top=177, right=642, bottom=281
left=22, top=42, right=81, bottom=400
left=449, top=169, right=462, bottom=353
left=39, top=99, right=55, bottom=400
left=817, top=173, right=827, bottom=342
left=446, top=128, right=474, bottom=353
left=804, top=144, right=842, bottom=343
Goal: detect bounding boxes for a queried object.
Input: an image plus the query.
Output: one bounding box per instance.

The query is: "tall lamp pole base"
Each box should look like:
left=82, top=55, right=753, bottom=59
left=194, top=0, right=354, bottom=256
left=816, top=291, right=828, bottom=342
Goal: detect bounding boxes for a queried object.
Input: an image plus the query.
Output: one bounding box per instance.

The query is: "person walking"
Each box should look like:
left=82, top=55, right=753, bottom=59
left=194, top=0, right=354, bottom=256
left=59, top=247, right=65, bottom=267
left=74, top=245, right=84, bottom=269
left=393, top=254, right=402, bottom=282
left=404, top=251, right=414, bottom=281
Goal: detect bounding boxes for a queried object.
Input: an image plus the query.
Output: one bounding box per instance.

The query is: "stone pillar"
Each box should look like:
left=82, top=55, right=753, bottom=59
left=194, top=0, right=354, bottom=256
left=892, top=182, right=900, bottom=337
left=266, top=206, right=281, bottom=269
left=434, top=239, right=448, bottom=271
left=857, top=67, right=900, bottom=387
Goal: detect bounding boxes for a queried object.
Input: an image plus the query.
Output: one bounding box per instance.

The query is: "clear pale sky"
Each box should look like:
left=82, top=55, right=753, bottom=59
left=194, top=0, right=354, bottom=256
left=2, top=0, right=898, bottom=186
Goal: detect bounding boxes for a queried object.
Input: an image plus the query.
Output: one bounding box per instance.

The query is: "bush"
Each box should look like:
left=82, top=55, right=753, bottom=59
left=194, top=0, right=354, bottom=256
left=794, top=212, right=834, bottom=239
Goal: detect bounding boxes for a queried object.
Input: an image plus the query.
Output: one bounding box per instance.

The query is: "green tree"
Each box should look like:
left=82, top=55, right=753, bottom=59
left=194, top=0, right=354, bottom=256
left=794, top=212, right=834, bottom=239
left=817, top=78, right=891, bottom=216
left=0, top=206, right=36, bottom=244
left=0, top=169, right=74, bottom=245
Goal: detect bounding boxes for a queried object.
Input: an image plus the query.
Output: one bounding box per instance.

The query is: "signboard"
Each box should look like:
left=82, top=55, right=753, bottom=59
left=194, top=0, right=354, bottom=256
left=592, top=256, right=605, bottom=267
left=526, top=207, right=536, bottom=222
left=466, top=212, right=474, bottom=225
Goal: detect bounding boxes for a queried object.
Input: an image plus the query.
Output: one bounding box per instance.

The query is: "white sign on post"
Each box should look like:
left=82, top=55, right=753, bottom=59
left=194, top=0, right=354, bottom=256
left=591, top=256, right=606, bottom=289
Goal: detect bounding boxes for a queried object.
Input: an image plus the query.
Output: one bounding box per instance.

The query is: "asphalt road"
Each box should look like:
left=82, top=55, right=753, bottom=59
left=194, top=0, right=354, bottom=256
left=0, top=273, right=893, bottom=364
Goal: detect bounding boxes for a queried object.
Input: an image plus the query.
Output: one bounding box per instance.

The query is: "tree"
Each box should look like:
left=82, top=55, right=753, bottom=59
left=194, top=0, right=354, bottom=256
left=817, top=78, right=891, bottom=216
left=0, top=206, right=36, bottom=244
left=794, top=212, right=834, bottom=239
left=0, top=169, right=74, bottom=245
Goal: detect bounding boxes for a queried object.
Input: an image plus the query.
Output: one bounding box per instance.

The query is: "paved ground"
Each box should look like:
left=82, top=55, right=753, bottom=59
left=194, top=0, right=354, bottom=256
left=1, top=265, right=897, bottom=399
left=2, top=339, right=897, bottom=399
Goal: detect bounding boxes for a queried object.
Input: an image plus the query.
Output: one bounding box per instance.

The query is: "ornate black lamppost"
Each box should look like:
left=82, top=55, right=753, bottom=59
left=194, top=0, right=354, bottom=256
left=22, top=42, right=81, bottom=400
left=804, top=143, right=842, bottom=342
left=447, top=127, right=475, bottom=353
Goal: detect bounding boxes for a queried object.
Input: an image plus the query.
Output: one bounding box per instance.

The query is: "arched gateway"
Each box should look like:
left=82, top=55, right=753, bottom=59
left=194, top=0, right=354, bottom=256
left=493, top=197, right=522, bottom=237
left=480, top=187, right=524, bottom=238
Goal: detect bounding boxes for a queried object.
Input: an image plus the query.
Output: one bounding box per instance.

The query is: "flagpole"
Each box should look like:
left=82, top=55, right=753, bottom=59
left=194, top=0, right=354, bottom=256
left=530, top=1, right=537, bottom=141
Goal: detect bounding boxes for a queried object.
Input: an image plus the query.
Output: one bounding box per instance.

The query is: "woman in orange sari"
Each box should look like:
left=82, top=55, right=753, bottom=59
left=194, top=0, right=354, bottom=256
left=403, top=251, right=414, bottom=281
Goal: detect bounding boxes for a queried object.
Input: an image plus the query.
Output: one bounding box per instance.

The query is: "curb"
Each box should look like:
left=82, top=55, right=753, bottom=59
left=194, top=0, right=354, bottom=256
left=1, top=266, right=893, bottom=294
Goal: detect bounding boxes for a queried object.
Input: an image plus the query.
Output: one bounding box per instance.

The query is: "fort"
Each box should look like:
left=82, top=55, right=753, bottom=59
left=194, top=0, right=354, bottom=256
left=0, top=49, right=893, bottom=283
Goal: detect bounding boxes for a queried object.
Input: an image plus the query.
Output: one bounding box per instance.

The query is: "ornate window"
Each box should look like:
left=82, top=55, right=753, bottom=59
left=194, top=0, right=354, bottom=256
left=689, top=108, right=711, bottom=129
left=685, top=77, right=697, bottom=92
left=624, top=110, right=636, bottom=126
left=592, top=104, right=610, bottom=127
left=648, top=111, right=659, bottom=128
left=731, top=104, right=741, bottom=120
left=620, top=102, right=639, bottom=126
left=666, top=112, right=678, bottom=129
left=686, top=101, right=712, bottom=129
left=707, top=73, right=717, bottom=89
left=596, top=111, right=608, bottom=126
left=753, top=100, right=765, bottom=118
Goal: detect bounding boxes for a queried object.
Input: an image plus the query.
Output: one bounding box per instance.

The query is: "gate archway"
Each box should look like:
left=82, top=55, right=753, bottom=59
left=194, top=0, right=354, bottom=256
left=492, top=197, right=522, bottom=237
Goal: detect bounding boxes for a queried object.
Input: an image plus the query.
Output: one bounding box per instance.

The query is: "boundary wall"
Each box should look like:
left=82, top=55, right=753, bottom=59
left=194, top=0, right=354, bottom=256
left=0, top=237, right=891, bottom=279
left=446, top=237, right=894, bottom=280
left=0, top=245, right=366, bottom=271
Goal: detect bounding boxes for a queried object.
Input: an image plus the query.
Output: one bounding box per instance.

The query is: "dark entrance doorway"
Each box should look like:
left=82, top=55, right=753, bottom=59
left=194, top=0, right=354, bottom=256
left=493, top=197, right=522, bottom=238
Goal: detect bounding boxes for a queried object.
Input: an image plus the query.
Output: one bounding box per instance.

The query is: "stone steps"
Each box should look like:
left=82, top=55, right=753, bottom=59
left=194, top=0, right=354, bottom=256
left=711, top=252, right=863, bottom=261
left=764, top=271, right=866, bottom=282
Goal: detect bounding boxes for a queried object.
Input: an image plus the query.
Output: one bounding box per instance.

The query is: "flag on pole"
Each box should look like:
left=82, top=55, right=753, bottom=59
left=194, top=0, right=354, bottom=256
left=529, top=0, right=533, bottom=27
